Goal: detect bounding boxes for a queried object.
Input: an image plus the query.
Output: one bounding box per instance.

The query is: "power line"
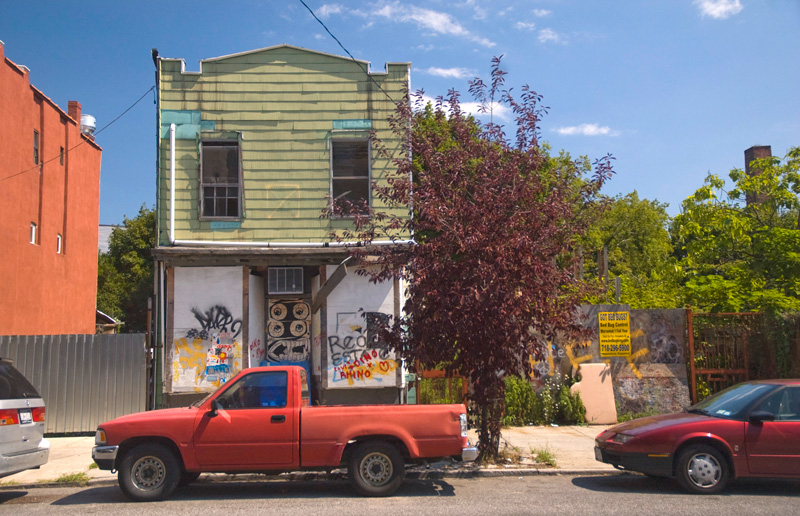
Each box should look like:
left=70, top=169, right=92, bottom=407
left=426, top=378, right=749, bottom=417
left=1, top=85, right=155, bottom=184
left=297, top=0, right=398, bottom=104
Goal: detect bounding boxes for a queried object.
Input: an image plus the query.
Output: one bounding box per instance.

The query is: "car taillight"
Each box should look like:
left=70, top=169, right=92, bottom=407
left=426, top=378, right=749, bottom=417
left=0, top=409, right=19, bottom=425
left=32, top=407, right=45, bottom=422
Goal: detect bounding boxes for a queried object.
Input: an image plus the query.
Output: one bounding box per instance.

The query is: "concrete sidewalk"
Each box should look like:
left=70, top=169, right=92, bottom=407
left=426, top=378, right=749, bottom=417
left=0, top=425, right=619, bottom=489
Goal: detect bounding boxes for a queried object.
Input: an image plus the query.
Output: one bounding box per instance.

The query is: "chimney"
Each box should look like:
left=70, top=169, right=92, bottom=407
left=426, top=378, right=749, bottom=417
left=744, top=145, right=771, bottom=206
left=68, top=101, right=81, bottom=123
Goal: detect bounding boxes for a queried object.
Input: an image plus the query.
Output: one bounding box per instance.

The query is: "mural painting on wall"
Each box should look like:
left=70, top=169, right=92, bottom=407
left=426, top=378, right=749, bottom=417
left=328, top=311, right=399, bottom=388
left=173, top=305, right=243, bottom=392
left=266, top=299, right=310, bottom=362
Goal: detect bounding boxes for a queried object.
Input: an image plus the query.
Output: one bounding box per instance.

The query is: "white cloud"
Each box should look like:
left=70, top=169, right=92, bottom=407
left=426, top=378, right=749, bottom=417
left=538, top=28, right=563, bottom=44
left=555, top=124, right=620, bottom=136
left=372, top=2, right=496, bottom=48
left=532, top=9, right=552, bottom=17
left=412, top=95, right=512, bottom=122
left=420, top=67, right=476, bottom=79
left=461, top=101, right=512, bottom=122
left=314, top=33, right=325, bottom=40
left=515, top=21, right=536, bottom=31
left=317, top=3, right=344, bottom=18
left=694, top=0, right=743, bottom=19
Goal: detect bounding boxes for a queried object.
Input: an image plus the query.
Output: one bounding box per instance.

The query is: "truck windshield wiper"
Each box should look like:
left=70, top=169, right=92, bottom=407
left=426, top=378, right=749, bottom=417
left=686, top=408, right=710, bottom=415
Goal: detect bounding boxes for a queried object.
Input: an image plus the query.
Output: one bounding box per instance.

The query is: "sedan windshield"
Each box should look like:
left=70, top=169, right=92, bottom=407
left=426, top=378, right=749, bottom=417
left=688, top=382, right=777, bottom=420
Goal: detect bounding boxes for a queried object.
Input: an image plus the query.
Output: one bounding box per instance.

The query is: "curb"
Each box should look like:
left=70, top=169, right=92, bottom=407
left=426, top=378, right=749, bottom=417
left=0, top=467, right=627, bottom=492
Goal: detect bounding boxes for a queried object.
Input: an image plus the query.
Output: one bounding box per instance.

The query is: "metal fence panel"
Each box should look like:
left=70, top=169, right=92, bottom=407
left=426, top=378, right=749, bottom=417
left=0, top=334, right=147, bottom=434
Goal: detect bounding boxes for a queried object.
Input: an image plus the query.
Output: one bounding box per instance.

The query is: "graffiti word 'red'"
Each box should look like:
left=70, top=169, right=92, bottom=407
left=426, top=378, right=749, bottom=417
left=191, top=305, right=242, bottom=338
left=328, top=335, right=390, bottom=363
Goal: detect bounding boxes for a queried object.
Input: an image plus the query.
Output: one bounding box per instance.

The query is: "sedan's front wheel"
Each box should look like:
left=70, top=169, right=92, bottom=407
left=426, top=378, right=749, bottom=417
left=675, top=444, right=730, bottom=494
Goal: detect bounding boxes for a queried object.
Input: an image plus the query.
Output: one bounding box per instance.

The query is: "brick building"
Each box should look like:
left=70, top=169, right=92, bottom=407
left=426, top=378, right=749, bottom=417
left=0, top=42, right=102, bottom=335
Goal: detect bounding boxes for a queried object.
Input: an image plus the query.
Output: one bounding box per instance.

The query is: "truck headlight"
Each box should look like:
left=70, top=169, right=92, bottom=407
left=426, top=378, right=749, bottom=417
left=95, top=429, right=107, bottom=445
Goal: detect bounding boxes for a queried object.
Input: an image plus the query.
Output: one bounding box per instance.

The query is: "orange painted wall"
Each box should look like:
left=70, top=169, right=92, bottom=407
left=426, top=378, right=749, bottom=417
left=0, top=43, right=102, bottom=335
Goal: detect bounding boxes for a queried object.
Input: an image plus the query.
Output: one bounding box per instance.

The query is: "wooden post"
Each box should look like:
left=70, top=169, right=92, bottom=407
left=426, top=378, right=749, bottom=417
left=687, top=307, right=697, bottom=404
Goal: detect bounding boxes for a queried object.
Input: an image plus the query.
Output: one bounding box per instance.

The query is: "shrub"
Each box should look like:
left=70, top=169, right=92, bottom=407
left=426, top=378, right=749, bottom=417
left=503, top=375, right=585, bottom=426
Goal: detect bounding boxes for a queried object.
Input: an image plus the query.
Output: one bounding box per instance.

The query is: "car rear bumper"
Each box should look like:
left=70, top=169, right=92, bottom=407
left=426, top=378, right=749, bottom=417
left=0, top=438, right=50, bottom=478
left=595, top=446, right=672, bottom=477
left=92, top=445, right=119, bottom=470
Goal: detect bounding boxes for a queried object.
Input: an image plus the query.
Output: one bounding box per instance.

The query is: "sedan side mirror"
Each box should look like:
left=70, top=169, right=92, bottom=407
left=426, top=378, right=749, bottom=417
left=749, top=410, right=775, bottom=424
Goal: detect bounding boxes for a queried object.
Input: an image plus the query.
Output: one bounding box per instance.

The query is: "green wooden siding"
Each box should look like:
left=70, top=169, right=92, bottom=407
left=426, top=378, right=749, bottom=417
left=157, top=45, right=408, bottom=245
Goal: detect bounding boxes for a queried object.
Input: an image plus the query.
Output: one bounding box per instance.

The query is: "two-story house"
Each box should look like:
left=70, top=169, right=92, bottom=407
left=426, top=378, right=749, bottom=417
left=152, top=45, right=411, bottom=408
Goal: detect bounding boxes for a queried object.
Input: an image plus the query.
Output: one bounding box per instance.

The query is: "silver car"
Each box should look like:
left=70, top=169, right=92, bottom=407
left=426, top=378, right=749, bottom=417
left=0, top=358, right=49, bottom=478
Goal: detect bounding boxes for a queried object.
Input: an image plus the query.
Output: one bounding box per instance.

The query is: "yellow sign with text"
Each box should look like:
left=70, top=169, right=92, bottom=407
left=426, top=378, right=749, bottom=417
left=599, top=311, right=631, bottom=357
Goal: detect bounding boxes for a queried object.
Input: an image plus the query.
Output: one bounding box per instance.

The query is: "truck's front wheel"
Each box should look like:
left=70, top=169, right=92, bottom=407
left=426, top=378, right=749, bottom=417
left=348, top=441, right=405, bottom=496
left=118, top=443, right=180, bottom=502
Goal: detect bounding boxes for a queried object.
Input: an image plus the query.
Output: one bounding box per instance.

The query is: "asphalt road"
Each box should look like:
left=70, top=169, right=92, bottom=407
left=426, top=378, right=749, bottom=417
left=1, top=475, right=798, bottom=515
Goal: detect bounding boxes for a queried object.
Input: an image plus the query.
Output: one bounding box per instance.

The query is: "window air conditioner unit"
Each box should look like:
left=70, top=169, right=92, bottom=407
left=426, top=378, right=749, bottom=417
left=268, top=267, right=304, bottom=295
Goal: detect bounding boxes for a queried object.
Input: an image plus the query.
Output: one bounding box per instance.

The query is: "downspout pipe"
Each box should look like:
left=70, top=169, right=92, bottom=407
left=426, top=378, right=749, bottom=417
left=169, top=123, right=176, bottom=244
left=167, top=124, right=413, bottom=248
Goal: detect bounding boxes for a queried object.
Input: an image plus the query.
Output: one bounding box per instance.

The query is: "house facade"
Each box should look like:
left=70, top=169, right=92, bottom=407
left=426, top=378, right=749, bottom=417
left=0, top=42, right=102, bottom=335
left=152, top=45, right=411, bottom=407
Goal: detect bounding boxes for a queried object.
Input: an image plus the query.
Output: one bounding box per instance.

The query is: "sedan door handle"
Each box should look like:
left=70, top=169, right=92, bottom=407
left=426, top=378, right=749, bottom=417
left=271, top=415, right=286, bottom=423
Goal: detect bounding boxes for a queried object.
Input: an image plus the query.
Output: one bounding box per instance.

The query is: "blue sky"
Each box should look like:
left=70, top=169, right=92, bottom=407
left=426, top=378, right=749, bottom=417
left=2, top=0, right=798, bottom=224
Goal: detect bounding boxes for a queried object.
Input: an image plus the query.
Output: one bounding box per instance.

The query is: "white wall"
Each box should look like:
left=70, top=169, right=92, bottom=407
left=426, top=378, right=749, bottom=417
left=324, top=266, right=400, bottom=389
left=248, top=272, right=266, bottom=367
left=171, top=267, right=243, bottom=392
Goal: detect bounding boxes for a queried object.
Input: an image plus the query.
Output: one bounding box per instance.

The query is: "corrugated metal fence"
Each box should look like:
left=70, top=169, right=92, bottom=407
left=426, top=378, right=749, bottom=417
left=0, top=334, right=147, bottom=434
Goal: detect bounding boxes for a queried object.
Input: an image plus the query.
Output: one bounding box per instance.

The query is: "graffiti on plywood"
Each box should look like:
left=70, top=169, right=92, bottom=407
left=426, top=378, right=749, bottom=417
left=172, top=303, right=243, bottom=392
left=191, top=305, right=242, bottom=339
left=328, top=311, right=398, bottom=388
left=267, top=299, right=310, bottom=362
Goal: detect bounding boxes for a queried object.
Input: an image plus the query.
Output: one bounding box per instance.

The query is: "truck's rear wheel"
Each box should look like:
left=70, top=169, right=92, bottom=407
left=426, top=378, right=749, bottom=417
left=348, top=441, right=405, bottom=496
left=118, top=443, right=180, bottom=502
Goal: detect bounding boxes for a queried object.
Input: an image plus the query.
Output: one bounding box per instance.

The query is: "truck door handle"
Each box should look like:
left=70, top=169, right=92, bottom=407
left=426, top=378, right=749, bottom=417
left=271, top=415, right=286, bottom=423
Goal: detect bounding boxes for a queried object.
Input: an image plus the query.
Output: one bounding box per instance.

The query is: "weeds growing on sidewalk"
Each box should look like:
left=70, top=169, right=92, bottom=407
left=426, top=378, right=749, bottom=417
left=51, top=473, right=90, bottom=486
left=530, top=446, right=557, bottom=467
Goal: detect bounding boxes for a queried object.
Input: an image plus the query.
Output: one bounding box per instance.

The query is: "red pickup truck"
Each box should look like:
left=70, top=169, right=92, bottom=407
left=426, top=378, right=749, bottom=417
left=93, top=365, right=477, bottom=501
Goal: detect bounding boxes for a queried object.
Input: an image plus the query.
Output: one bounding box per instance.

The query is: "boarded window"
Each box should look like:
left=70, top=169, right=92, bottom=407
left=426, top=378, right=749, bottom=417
left=200, top=140, right=241, bottom=219
left=331, top=139, right=370, bottom=214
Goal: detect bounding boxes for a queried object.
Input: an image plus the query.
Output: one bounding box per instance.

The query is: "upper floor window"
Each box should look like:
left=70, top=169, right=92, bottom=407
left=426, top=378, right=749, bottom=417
left=200, top=139, right=241, bottom=219
left=56, top=234, right=63, bottom=254
left=60, top=147, right=64, bottom=165
left=33, top=130, right=40, bottom=164
left=331, top=139, right=370, bottom=215
left=30, top=223, right=37, bottom=244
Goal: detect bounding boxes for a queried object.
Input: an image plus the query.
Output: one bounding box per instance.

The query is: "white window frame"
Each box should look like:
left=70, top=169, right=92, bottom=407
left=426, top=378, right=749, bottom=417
left=56, top=234, right=62, bottom=254
left=329, top=138, right=371, bottom=215
left=30, top=223, right=37, bottom=244
left=199, top=137, right=242, bottom=220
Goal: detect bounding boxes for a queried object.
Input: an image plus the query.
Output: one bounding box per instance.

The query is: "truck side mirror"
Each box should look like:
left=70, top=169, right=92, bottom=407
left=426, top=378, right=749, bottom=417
left=749, top=410, right=775, bottom=424
left=209, top=399, right=222, bottom=418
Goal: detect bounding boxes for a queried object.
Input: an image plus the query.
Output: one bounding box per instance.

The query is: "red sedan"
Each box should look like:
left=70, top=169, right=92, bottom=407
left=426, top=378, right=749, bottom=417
left=595, top=380, right=800, bottom=493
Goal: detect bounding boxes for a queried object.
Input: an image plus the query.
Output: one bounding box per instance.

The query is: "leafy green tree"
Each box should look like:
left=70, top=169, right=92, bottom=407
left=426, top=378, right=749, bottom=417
left=671, top=147, right=800, bottom=312
left=325, top=58, right=613, bottom=458
left=583, top=191, right=683, bottom=308
left=97, top=205, right=155, bottom=332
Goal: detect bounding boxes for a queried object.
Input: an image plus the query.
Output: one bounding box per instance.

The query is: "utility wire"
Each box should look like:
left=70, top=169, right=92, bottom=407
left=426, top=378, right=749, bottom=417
left=1, top=85, right=155, bottom=184
left=297, top=0, right=397, bottom=104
